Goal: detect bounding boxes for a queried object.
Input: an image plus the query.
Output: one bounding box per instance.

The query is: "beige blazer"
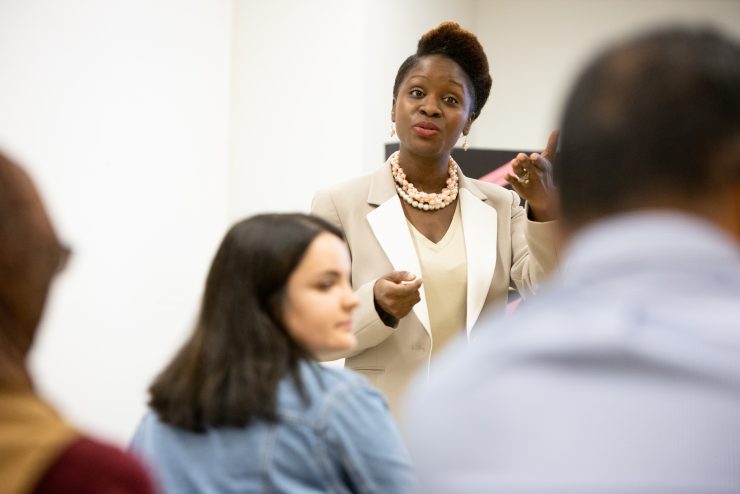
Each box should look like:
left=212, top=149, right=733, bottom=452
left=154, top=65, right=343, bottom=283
left=311, top=159, right=559, bottom=414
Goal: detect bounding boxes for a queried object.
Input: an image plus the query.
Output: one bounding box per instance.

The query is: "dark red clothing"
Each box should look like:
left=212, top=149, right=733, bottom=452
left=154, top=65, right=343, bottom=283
left=32, top=436, right=154, bottom=494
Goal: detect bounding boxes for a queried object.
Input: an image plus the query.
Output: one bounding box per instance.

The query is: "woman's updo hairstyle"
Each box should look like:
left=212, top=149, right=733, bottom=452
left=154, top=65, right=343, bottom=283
left=393, top=21, right=493, bottom=120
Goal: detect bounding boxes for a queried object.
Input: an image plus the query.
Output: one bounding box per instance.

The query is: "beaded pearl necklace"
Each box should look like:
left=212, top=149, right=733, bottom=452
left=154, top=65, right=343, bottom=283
left=390, top=151, right=459, bottom=211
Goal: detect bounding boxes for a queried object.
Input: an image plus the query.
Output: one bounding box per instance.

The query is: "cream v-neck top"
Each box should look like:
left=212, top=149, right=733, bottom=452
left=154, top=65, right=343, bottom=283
left=407, top=202, right=467, bottom=358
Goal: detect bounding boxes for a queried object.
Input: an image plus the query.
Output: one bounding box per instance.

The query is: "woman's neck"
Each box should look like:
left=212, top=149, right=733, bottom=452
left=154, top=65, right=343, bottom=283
left=397, top=148, right=451, bottom=192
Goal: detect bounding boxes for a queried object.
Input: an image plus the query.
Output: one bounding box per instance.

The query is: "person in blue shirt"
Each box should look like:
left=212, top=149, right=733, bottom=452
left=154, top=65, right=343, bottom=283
left=131, top=213, right=413, bottom=493
left=405, top=25, right=740, bottom=493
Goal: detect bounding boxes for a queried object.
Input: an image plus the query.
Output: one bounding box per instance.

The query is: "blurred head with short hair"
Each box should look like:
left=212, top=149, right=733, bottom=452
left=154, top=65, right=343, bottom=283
left=556, top=26, right=740, bottom=238
left=0, top=152, right=68, bottom=390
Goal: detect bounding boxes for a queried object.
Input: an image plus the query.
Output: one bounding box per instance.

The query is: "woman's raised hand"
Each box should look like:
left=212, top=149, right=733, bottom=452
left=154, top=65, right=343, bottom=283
left=506, top=130, right=560, bottom=222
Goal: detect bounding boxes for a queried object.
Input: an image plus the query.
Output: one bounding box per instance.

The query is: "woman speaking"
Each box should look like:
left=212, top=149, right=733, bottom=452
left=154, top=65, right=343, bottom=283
left=312, top=22, right=559, bottom=414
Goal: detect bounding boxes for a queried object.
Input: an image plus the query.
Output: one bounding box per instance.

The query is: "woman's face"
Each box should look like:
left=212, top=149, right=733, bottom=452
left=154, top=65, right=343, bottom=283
left=393, top=54, right=474, bottom=160
left=282, top=232, right=358, bottom=355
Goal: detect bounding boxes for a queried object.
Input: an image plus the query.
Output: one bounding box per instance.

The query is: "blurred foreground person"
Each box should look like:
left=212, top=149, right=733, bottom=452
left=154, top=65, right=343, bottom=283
left=405, top=26, right=740, bottom=493
left=0, top=152, right=153, bottom=493
left=130, top=214, right=413, bottom=493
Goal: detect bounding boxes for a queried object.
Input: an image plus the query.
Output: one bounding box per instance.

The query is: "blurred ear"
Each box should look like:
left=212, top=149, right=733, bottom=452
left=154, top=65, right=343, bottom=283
left=730, top=181, right=740, bottom=242
left=704, top=178, right=740, bottom=244
left=391, top=99, right=396, bottom=122
left=712, top=132, right=740, bottom=241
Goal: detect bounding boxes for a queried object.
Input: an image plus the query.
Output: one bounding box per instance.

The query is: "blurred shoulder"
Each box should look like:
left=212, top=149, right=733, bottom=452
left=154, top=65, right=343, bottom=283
left=33, top=436, right=154, bottom=494
left=286, top=362, right=385, bottom=417
left=297, top=361, right=375, bottom=398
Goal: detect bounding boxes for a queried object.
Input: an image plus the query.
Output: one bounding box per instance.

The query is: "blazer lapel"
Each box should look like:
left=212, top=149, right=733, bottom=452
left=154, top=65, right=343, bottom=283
left=459, top=176, right=498, bottom=336
left=366, top=163, right=431, bottom=336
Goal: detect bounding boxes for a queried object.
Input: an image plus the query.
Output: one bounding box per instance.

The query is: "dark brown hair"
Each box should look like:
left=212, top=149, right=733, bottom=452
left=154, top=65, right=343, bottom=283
left=0, top=151, right=63, bottom=390
left=556, top=26, right=740, bottom=228
left=148, top=213, right=345, bottom=432
left=393, top=21, right=493, bottom=120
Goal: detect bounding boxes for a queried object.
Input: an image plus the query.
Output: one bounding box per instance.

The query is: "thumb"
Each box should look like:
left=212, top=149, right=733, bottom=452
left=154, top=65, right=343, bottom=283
left=542, top=129, right=560, bottom=162
left=386, top=271, right=417, bottom=284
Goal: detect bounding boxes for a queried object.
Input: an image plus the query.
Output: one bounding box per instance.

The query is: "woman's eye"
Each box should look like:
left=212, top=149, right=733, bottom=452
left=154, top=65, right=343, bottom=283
left=410, top=88, right=424, bottom=98
left=444, top=96, right=459, bottom=105
left=317, top=281, right=334, bottom=291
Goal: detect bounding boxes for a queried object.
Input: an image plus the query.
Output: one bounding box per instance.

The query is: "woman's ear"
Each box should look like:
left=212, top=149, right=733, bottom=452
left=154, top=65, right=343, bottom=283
left=391, top=99, right=396, bottom=122
left=463, top=116, right=474, bottom=135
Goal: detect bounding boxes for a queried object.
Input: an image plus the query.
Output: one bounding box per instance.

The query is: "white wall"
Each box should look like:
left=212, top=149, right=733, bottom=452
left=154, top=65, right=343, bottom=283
left=0, top=0, right=233, bottom=443
left=228, top=0, right=476, bottom=218
left=0, top=0, right=737, bottom=444
left=229, top=0, right=366, bottom=218
left=469, top=0, right=740, bottom=151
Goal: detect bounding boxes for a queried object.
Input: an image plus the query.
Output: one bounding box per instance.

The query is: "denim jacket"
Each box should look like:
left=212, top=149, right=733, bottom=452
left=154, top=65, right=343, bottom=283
left=130, top=361, right=414, bottom=493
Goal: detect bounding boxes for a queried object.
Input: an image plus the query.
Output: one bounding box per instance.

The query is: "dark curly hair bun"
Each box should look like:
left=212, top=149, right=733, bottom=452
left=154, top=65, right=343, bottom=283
left=418, top=21, right=492, bottom=119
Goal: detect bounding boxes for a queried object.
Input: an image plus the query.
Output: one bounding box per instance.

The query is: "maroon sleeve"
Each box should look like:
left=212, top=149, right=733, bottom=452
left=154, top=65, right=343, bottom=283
left=32, top=436, right=155, bottom=494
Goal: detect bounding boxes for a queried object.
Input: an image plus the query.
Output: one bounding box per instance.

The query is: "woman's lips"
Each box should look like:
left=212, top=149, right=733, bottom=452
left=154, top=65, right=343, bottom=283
left=336, top=320, right=353, bottom=331
left=413, top=125, right=440, bottom=137
left=413, top=122, right=440, bottom=137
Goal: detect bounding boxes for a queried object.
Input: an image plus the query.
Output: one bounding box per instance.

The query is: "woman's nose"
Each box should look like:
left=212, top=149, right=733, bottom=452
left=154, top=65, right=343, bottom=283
left=343, top=286, right=359, bottom=311
left=419, top=97, right=441, bottom=118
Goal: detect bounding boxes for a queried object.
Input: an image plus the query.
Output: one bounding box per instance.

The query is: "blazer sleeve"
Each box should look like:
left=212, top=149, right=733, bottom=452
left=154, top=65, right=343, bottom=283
left=311, top=189, right=344, bottom=233
left=507, top=190, right=560, bottom=297
left=311, top=190, right=398, bottom=361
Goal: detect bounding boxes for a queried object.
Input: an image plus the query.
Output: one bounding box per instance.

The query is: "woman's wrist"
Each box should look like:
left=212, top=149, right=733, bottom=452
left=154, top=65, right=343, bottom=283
left=527, top=201, right=557, bottom=222
left=374, top=297, right=399, bottom=329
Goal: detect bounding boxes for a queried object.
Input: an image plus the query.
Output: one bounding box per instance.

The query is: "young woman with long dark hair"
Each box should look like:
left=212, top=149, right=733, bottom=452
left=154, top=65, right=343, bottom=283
left=130, top=213, right=413, bottom=493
